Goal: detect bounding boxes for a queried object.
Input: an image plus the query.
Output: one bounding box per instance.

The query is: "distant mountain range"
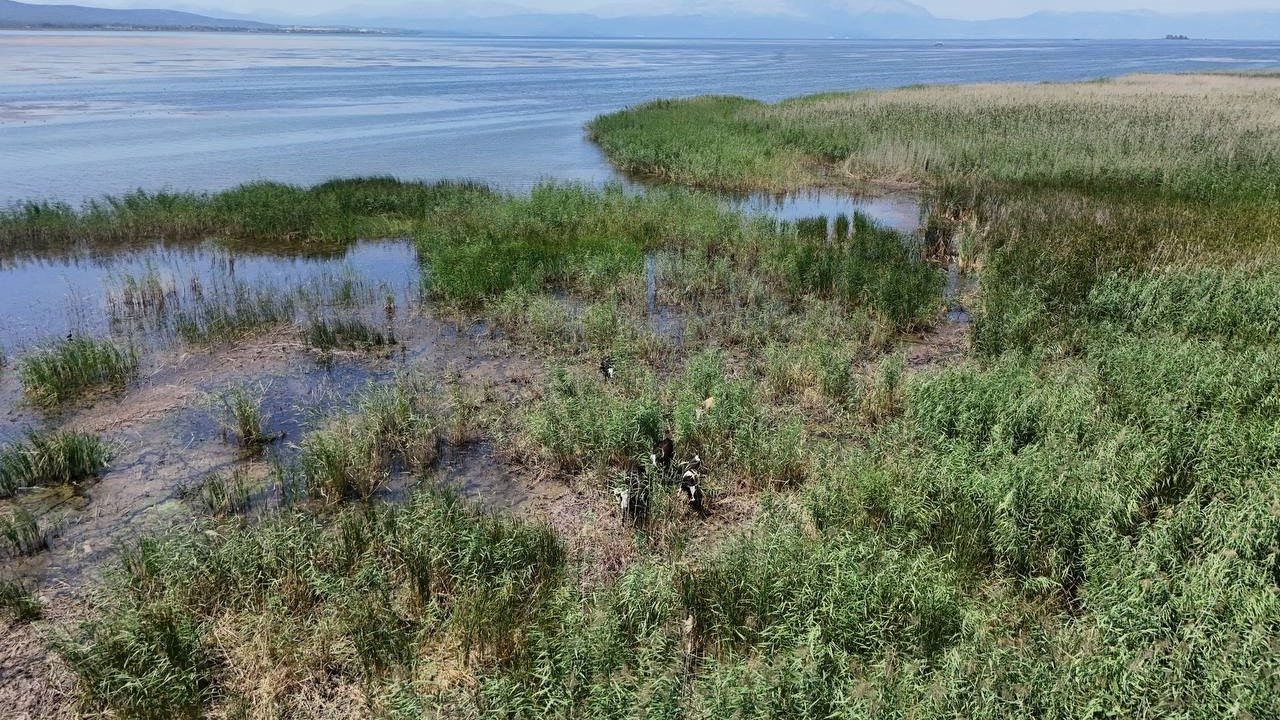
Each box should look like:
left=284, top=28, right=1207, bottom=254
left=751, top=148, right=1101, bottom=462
left=0, top=0, right=275, bottom=29
left=3, top=0, right=1280, bottom=39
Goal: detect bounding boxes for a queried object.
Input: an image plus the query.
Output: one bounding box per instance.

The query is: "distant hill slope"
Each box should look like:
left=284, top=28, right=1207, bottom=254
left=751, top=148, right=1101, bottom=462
left=3, top=0, right=1279, bottom=39
left=406, top=8, right=1280, bottom=40
left=0, top=0, right=276, bottom=29
left=281, top=0, right=1280, bottom=41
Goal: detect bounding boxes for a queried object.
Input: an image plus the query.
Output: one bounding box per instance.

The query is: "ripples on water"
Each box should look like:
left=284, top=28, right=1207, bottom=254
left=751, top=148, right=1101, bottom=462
left=2, top=31, right=1278, bottom=203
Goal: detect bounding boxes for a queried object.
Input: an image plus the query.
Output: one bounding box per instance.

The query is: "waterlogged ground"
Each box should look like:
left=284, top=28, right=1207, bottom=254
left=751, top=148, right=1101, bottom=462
left=0, top=181, right=987, bottom=719
left=0, top=240, right=420, bottom=353
left=0, top=239, right=422, bottom=443
left=0, top=189, right=937, bottom=596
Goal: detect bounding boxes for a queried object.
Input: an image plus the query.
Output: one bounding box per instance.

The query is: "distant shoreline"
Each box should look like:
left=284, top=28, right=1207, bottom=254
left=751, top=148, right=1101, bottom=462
left=0, top=27, right=1251, bottom=41
left=0, top=24, right=399, bottom=35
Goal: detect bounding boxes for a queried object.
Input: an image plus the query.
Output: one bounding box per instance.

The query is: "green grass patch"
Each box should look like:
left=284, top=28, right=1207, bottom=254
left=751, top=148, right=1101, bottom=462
left=303, top=317, right=390, bottom=351
left=196, top=469, right=253, bottom=518
left=204, top=383, right=274, bottom=451
left=59, top=488, right=564, bottom=718
left=0, top=431, right=111, bottom=498
left=527, top=350, right=809, bottom=490
left=296, top=382, right=440, bottom=503
left=0, top=578, right=42, bottom=622
left=18, top=335, right=138, bottom=407
left=417, top=184, right=727, bottom=305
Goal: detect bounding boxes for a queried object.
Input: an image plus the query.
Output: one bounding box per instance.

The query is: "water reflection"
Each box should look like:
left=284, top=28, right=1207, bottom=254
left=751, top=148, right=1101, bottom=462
left=725, top=189, right=922, bottom=234
left=0, top=239, right=421, bottom=356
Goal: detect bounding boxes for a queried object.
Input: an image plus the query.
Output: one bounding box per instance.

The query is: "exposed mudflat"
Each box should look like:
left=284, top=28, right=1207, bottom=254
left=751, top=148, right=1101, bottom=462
left=4, top=309, right=557, bottom=592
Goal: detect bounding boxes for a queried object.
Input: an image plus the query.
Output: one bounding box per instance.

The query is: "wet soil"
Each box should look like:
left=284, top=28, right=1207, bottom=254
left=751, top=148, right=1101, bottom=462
left=3, top=308, right=552, bottom=594
left=904, top=318, right=971, bottom=371
left=905, top=258, right=975, bottom=371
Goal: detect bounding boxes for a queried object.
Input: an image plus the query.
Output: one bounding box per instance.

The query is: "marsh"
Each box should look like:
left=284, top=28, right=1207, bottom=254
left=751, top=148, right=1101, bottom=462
left=1, top=28, right=1279, bottom=718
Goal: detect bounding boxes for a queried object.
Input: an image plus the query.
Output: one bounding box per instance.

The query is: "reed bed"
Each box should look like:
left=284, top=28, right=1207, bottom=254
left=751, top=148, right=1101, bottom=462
left=66, top=308, right=1280, bottom=718
left=205, top=384, right=274, bottom=451
left=173, top=281, right=296, bottom=345
left=58, top=489, right=564, bottom=718
left=107, top=264, right=178, bottom=316
left=54, top=266, right=1280, bottom=717
left=296, top=382, right=440, bottom=503
left=196, top=469, right=253, bottom=518
left=590, top=73, right=1280, bottom=202
left=0, top=177, right=494, bottom=257
left=526, top=350, right=808, bottom=490
left=418, top=184, right=939, bottom=332
left=593, top=73, right=1280, bottom=349
left=416, top=184, right=726, bottom=305
left=304, top=317, right=390, bottom=351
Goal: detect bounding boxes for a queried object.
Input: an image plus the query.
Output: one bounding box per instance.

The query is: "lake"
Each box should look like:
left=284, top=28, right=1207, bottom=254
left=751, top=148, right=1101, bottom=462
left=2, top=31, right=1279, bottom=204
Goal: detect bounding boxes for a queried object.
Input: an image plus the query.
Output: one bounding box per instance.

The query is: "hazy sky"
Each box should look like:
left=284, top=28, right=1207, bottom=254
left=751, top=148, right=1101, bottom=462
left=79, top=0, right=1280, bottom=21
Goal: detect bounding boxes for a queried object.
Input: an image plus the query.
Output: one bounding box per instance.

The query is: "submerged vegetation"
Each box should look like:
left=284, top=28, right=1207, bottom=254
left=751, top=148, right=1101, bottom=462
left=4, top=72, right=1279, bottom=717
left=304, top=316, right=391, bottom=351
left=0, top=507, right=49, bottom=556
left=174, top=280, right=297, bottom=345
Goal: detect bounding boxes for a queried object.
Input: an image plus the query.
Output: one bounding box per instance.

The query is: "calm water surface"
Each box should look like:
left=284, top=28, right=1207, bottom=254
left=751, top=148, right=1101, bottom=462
left=2, top=31, right=1278, bottom=203
left=0, top=240, right=421, bottom=352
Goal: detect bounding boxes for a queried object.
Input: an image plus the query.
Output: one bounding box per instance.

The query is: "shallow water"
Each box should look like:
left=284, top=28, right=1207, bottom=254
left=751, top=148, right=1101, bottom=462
left=3, top=31, right=1278, bottom=204
left=725, top=189, right=923, bottom=235
left=0, top=239, right=420, bottom=356
left=0, top=187, right=922, bottom=362
left=0, top=297, right=540, bottom=591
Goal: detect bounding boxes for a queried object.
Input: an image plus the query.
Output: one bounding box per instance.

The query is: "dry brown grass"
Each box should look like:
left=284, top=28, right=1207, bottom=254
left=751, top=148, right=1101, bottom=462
left=592, top=73, right=1280, bottom=200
